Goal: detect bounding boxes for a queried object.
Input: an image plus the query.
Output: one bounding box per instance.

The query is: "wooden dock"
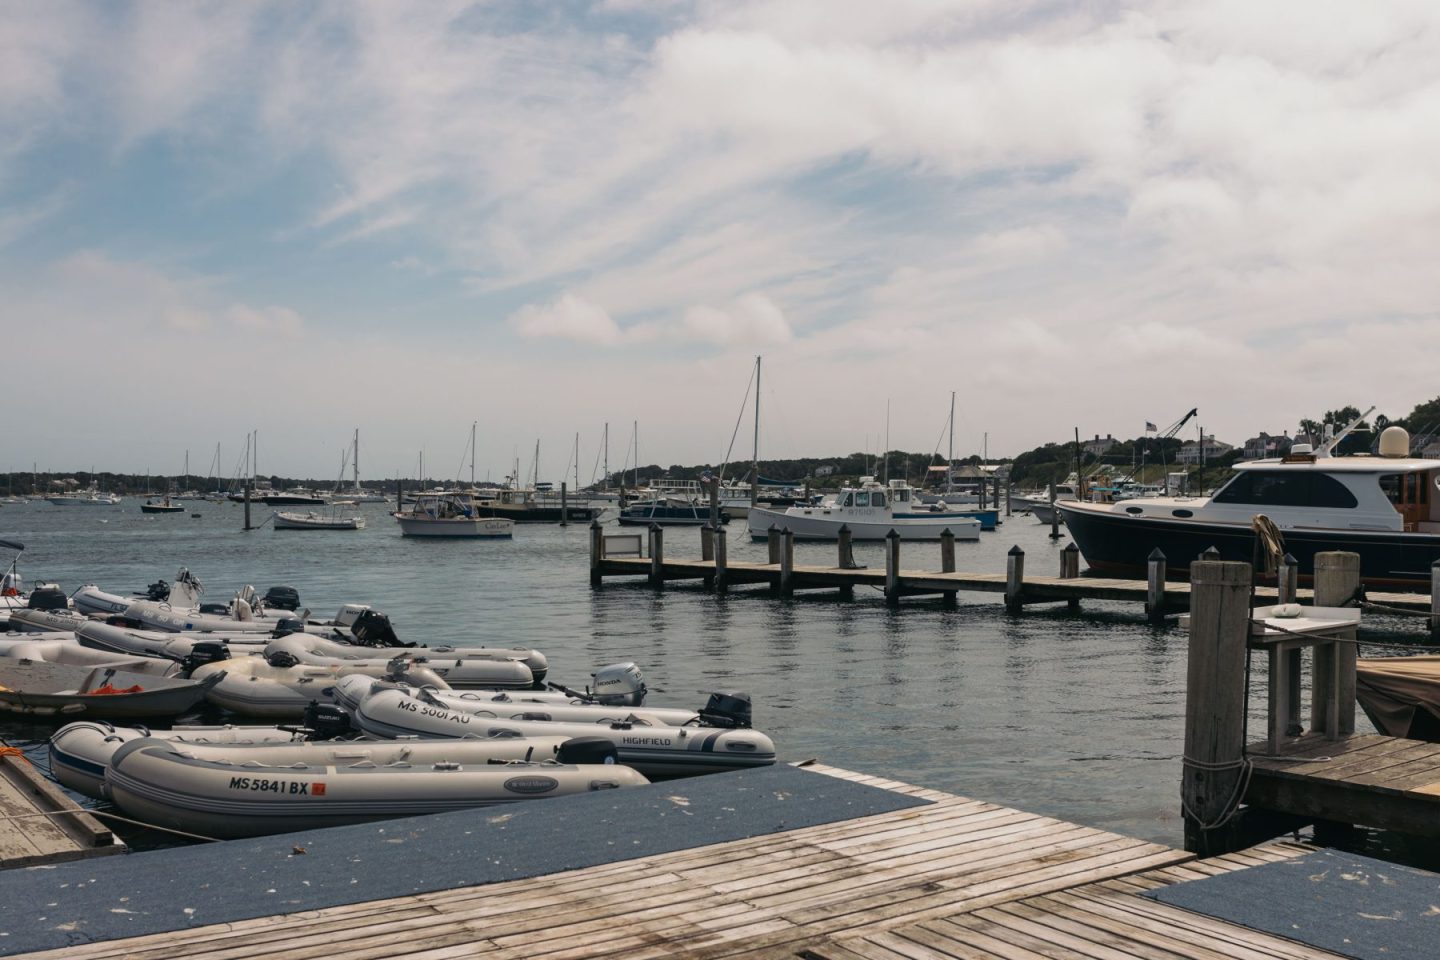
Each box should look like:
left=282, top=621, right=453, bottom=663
left=6, top=766, right=1351, bottom=960
left=590, top=522, right=1432, bottom=619
left=0, top=750, right=121, bottom=868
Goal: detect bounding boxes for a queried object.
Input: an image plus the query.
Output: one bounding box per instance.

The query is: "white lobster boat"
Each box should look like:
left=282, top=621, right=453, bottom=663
left=104, top=735, right=647, bottom=838
left=273, top=509, right=364, bottom=531
left=746, top=478, right=982, bottom=541
left=394, top=491, right=513, bottom=538
left=352, top=687, right=775, bottom=777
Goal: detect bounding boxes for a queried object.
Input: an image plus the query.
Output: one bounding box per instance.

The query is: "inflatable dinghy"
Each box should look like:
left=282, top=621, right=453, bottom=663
left=0, top=634, right=181, bottom=677
left=192, top=653, right=452, bottom=719
left=265, top=636, right=533, bottom=690
left=50, top=720, right=303, bottom=798
left=6, top=608, right=94, bottom=633
left=291, top=633, right=548, bottom=682
left=353, top=688, right=774, bottom=777
left=105, top=735, right=647, bottom=838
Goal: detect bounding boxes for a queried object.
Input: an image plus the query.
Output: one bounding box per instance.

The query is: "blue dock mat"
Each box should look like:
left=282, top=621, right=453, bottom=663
left=1147, top=848, right=1440, bottom=960
left=0, top=763, right=929, bottom=956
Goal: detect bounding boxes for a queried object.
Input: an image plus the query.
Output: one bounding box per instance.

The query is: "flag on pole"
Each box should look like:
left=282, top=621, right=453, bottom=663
left=1145, top=421, right=1158, bottom=433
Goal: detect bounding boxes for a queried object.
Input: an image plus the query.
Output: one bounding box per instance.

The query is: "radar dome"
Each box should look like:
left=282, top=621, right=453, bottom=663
left=1378, top=425, right=1410, bottom=458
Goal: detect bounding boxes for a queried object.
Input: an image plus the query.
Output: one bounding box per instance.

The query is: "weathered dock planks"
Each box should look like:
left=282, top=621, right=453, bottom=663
left=4, top=767, right=1349, bottom=960
left=0, top=750, right=120, bottom=868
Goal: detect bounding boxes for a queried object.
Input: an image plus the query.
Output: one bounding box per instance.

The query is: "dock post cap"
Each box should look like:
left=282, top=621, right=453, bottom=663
left=1147, top=547, right=1166, bottom=561
left=940, top=527, right=952, bottom=537
left=701, top=522, right=714, bottom=531
left=589, top=519, right=602, bottom=529
left=768, top=524, right=778, bottom=532
left=781, top=527, right=791, bottom=535
left=1008, top=544, right=1024, bottom=556
left=1062, top=542, right=1079, bottom=553
left=1200, top=545, right=1221, bottom=559
left=1432, top=557, right=1440, bottom=569
left=1283, top=552, right=1298, bottom=565
left=886, top=528, right=900, bottom=539
left=648, top=522, right=661, bottom=532
left=838, top=523, right=850, bottom=533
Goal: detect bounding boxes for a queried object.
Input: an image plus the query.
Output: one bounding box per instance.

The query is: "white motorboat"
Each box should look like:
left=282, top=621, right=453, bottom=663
left=104, top=735, right=647, bottom=839
left=352, top=687, right=775, bottom=777
left=49, top=721, right=305, bottom=799
left=47, top=489, right=121, bottom=506
left=747, top=478, right=982, bottom=541
left=191, top=652, right=452, bottom=719
left=1057, top=420, right=1440, bottom=587
left=273, top=509, right=364, bottom=531
left=394, top=491, right=514, bottom=538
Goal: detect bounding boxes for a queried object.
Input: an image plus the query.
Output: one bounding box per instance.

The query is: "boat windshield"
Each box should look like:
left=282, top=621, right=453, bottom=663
left=855, top=492, right=870, bottom=507
left=872, top=492, right=886, bottom=507
left=1211, top=470, right=1357, bottom=509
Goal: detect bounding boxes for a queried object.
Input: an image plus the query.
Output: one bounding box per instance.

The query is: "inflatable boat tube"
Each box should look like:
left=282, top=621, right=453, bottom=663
left=353, top=688, right=775, bottom=777
left=6, top=609, right=94, bottom=633
left=294, top=635, right=547, bottom=682
left=105, top=736, right=648, bottom=838
left=265, top=636, right=533, bottom=690
left=192, top=655, right=452, bottom=720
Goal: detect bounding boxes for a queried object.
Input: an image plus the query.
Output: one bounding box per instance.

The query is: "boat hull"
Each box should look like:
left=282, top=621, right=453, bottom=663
left=476, top=504, right=603, bottom=523
left=273, top=512, right=364, bottom=530
left=1058, top=501, right=1440, bottom=587
left=746, top=506, right=981, bottom=541
left=394, top=515, right=513, bottom=538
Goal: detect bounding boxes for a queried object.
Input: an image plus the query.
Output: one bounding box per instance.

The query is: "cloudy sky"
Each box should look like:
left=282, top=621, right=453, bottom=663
left=4, top=1, right=1438, bottom=482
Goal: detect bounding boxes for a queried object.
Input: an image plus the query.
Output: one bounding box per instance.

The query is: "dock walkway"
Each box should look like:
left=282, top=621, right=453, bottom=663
left=11, top=766, right=1349, bottom=960
left=0, top=750, right=119, bottom=868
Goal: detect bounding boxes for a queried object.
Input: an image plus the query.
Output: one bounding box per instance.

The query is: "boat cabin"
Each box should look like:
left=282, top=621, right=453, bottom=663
left=831, top=478, right=918, bottom=510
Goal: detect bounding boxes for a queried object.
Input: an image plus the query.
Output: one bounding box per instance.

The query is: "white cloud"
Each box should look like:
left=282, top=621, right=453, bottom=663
left=510, top=293, right=624, bottom=345
left=681, top=295, right=793, bottom=346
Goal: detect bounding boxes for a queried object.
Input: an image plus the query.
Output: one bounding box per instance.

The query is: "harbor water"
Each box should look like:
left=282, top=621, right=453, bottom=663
left=0, top=498, right=1415, bottom=854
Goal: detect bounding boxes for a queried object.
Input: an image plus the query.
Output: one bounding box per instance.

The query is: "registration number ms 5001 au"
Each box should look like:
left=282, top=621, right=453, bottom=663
left=228, top=777, right=326, bottom=795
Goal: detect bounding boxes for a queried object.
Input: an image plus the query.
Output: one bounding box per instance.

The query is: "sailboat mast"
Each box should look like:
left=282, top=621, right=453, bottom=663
left=603, top=422, right=609, bottom=490
left=574, top=433, right=579, bottom=492
left=470, top=422, right=476, bottom=488
left=633, top=420, right=638, bottom=491
left=751, top=355, right=761, bottom=507
left=947, top=391, right=955, bottom=493
left=354, top=428, right=360, bottom=491
left=884, top=399, right=890, bottom=484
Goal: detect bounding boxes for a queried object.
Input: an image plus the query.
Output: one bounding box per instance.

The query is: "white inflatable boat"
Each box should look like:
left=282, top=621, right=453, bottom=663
left=6, top=608, right=95, bottom=633
left=265, top=636, right=534, bottom=690
left=191, top=653, right=453, bottom=719
left=0, top=634, right=182, bottom=677
left=50, top=721, right=304, bottom=798
left=352, top=688, right=775, bottom=777
left=105, top=735, right=648, bottom=838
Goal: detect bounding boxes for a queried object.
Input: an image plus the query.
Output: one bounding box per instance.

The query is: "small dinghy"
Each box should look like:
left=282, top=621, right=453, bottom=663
left=329, top=661, right=650, bottom=714
left=273, top=509, right=364, bottom=531
left=105, top=735, right=647, bottom=838
left=265, top=636, right=534, bottom=690
left=400, top=684, right=703, bottom=727
left=0, top=660, right=221, bottom=720
left=352, top=688, right=775, bottom=777
left=0, top=634, right=182, bottom=677
left=6, top=608, right=94, bottom=633
left=192, top=653, right=451, bottom=719
left=277, top=634, right=547, bottom=684
left=50, top=720, right=305, bottom=799
left=75, top=621, right=269, bottom=667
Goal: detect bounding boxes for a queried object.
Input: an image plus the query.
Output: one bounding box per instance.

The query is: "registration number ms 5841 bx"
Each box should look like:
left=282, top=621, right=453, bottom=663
left=227, top=777, right=326, bottom=795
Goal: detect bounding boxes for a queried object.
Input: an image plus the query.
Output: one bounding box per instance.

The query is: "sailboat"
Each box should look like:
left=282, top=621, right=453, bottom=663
left=335, top=429, right=388, bottom=502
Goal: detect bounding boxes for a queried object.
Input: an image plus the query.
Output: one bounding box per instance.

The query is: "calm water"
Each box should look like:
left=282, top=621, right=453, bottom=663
left=1, top=497, right=1426, bottom=857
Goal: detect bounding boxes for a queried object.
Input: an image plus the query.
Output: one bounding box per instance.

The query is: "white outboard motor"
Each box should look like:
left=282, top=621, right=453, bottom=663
left=169, top=568, right=204, bottom=609
left=589, top=662, right=646, bottom=706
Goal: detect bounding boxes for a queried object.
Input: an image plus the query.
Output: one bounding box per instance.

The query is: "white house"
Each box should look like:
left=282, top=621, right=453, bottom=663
left=1176, top=435, right=1234, bottom=464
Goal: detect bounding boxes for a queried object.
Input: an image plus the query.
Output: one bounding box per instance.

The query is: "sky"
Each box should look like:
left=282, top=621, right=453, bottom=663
left=3, top=0, right=1439, bottom=483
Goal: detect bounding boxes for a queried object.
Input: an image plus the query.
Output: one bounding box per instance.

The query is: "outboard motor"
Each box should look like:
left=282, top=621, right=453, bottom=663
left=351, top=609, right=405, bottom=648
left=262, top=586, right=301, bottom=611
left=198, top=602, right=230, bottom=615
left=271, top=616, right=306, bottom=638
left=698, top=691, right=753, bottom=729
left=555, top=737, right=618, bottom=766
left=589, top=662, right=647, bottom=706
left=180, top=641, right=231, bottom=676
left=26, top=586, right=68, bottom=611
left=300, top=702, right=352, bottom=741
left=265, top=649, right=301, bottom=669
left=141, top=578, right=171, bottom=602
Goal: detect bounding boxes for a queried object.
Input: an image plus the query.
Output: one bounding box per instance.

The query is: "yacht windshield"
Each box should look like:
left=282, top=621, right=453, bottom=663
left=1211, top=470, right=1357, bottom=509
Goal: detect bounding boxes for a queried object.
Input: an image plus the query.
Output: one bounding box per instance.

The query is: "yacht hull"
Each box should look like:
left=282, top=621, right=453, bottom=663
left=1058, top=501, right=1440, bottom=587
left=746, top=506, right=981, bottom=541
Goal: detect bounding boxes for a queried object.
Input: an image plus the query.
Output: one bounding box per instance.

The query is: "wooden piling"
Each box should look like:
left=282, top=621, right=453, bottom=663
left=837, top=525, right=855, bottom=598
left=1278, top=553, right=1302, bottom=736
left=701, top=524, right=715, bottom=562
left=648, top=524, right=664, bottom=586
left=396, top=478, right=403, bottom=513
left=884, top=530, right=900, bottom=607
left=767, top=525, right=781, bottom=564
left=1146, top=548, right=1167, bottom=623
left=708, top=477, right=720, bottom=528
left=1060, top=542, right=1080, bottom=578
left=1005, top=545, right=1025, bottom=613
left=779, top=528, right=795, bottom=596
left=1048, top=480, right=1060, bottom=540
left=1004, top=478, right=1012, bottom=517
left=560, top=482, right=568, bottom=526
left=1182, top=559, right=1252, bottom=855
left=1432, top=559, right=1440, bottom=642
left=243, top=481, right=252, bottom=531
left=713, top=525, right=728, bottom=594
left=589, top=520, right=603, bottom=587
left=1312, top=551, right=1360, bottom=737
left=940, top=529, right=956, bottom=573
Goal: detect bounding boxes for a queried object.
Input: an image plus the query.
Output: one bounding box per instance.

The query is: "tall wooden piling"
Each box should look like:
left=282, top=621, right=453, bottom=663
left=396, top=479, right=403, bottom=513
left=1312, top=551, right=1360, bottom=736
left=837, top=525, right=855, bottom=598
left=1005, top=479, right=1012, bottom=517
left=648, top=524, right=664, bottom=586
left=1060, top=542, right=1079, bottom=578
left=1048, top=481, right=1060, bottom=540
left=701, top=524, right=715, bottom=562
left=779, top=528, right=795, bottom=596
left=713, top=525, right=728, bottom=594
left=1278, top=553, right=1302, bottom=736
left=243, top=481, right=253, bottom=531
left=708, top=477, right=720, bottom=528
left=884, top=530, right=901, bottom=607
left=589, top=520, right=603, bottom=587
left=767, top=526, right=781, bottom=565
left=560, top=482, right=568, bottom=526
left=940, top=529, right=957, bottom=606
left=1146, top=548, right=1168, bottom=623
left=1005, top=545, right=1025, bottom=613
left=1182, top=559, right=1252, bottom=855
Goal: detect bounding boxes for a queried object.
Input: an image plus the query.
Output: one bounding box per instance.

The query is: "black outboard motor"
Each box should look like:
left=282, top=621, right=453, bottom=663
left=555, top=737, right=619, bottom=765
left=350, top=609, right=407, bottom=648
left=197, top=602, right=230, bottom=615
left=300, top=702, right=352, bottom=741
left=141, top=579, right=170, bottom=601
left=263, top=586, right=301, bottom=611
left=26, top=586, right=68, bottom=611
left=698, top=691, right=753, bottom=729
left=270, top=617, right=306, bottom=638
left=180, top=641, right=231, bottom=676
